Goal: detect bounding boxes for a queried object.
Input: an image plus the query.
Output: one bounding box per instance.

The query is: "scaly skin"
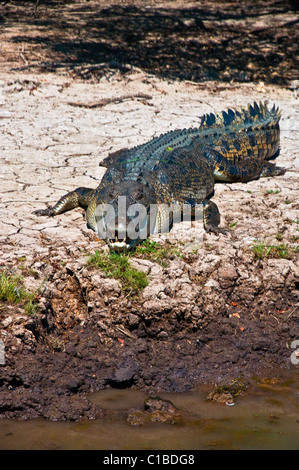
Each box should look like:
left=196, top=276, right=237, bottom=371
left=34, top=101, right=286, bottom=250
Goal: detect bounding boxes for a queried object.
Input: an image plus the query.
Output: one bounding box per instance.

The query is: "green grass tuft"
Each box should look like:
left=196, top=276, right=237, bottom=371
left=252, top=242, right=298, bottom=260
left=0, top=271, right=39, bottom=314
left=134, top=239, right=182, bottom=267
left=87, top=251, right=148, bottom=293
left=87, top=240, right=183, bottom=293
left=275, top=232, right=283, bottom=241
left=266, top=189, right=281, bottom=195
left=0, top=271, right=27, bottom=303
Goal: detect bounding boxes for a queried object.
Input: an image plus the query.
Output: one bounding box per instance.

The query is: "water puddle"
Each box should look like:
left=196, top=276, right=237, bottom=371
left=1, top=370, right=298, bottom=450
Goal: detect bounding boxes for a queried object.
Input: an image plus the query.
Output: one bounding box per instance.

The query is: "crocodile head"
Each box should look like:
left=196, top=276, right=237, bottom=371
left=94, top=180, right=158, bottom=251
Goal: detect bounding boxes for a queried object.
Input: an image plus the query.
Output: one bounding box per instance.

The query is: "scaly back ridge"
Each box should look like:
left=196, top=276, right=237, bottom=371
left=199, top=101, right=281, bottom=131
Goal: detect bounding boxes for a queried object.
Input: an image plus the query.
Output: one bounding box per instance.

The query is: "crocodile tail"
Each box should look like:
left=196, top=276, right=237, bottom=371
left=200, top=101, right=281, bottom=130
left=200, top=102, right=281, bottom=162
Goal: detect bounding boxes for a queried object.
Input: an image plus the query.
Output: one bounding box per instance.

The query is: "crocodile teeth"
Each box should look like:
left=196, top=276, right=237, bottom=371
left=108, top=241, right=130, bottom=252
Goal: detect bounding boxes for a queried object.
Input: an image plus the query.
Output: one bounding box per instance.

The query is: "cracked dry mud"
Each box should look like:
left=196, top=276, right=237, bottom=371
left=0, top=69, right=298, bottom=420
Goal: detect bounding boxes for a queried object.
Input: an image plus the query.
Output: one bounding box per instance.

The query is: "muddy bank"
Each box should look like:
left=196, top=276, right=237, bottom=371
left=0, top=237, right=298, bottom=420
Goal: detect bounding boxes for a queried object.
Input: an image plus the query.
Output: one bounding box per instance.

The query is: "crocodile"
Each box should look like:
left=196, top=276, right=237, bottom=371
left=34, top=101, right=286, bottom=251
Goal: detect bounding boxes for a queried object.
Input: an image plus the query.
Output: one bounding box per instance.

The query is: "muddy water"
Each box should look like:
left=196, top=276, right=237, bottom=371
left=1, top=371, right=298, bottom=450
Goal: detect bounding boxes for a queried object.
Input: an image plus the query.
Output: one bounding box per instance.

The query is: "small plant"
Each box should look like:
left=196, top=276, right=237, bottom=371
left=276, top=232, right=283, bottom=241
left=229, top=221, right=238, bottom=229
left=252, top=241, right=266, bottom=260
left=0, top=271, right=39, bottom=314
left=252, top=242, right=298, bottom=260
left=0, top=271, right=26, bottom=303
left=134, top=239, right=160, bottom=256
left=17, top=256, right=27, bottom=263
left=204, top=243, right=215, bottom=251
left=24, top=294, right=40, bottom=316
left=87, top=251, right=148, bottom=293
left=266, top=189, right=281, bottom=195
left=134, top=239, right=182, bottom=267
left=270, top=244, right=290, bottom=259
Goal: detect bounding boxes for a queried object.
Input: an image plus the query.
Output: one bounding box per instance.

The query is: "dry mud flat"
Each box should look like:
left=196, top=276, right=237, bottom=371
left=0, top=69, right=298, bottom=420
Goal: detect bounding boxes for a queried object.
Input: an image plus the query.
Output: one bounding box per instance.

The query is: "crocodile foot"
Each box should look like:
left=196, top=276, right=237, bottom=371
left=205, top=224, right=228, bottom=235
left=33, top=207, right=55, bottom=217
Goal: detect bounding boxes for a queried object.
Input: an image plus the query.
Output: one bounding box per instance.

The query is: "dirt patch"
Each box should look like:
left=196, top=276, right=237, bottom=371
left=0, top=0, right=298, bottom=84
left=0, top=0, right=298, bottom=420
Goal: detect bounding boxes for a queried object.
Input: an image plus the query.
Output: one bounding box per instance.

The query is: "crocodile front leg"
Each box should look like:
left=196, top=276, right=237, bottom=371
left=34, top=187, right=95, bottom=217
left=203, top=200, right=227, bottom=235
left=85, top=198, right=98, bottom=232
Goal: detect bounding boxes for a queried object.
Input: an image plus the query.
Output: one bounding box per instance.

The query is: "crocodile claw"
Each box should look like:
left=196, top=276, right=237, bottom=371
left=33, top=208, right=54, bottom=217
left=205, top=224, right=228, bottom=236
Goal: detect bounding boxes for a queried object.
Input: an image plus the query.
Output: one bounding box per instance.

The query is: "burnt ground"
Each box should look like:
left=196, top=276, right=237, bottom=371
left=0, top=0, right=298, bottom=421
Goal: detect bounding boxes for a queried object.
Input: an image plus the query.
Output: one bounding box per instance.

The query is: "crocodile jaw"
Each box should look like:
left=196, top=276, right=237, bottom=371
left=106, top=213, right=152, bottom=252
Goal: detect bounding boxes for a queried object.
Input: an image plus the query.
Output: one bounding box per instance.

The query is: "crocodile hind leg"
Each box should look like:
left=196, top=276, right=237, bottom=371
left=260, top=161, right=286, bottom=178
left=212, top=151, right=286, bottom=182
left=34, top=187, right=95, bottom=217
left=203, top=200, right=227, bottom=235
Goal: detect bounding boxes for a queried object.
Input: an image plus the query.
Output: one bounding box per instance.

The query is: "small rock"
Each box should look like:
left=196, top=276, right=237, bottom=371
left=144, top=396, right=176, bottom=414
left=1, top=316, right=14, bottom=328
left=66, top=377, right=83, bottom=392
left=127, top=396, right=181, bottom=426
left=127, top=313, right=140, bottom=328
left=109, top=358, right=139, bottom=386
left=207, top=389, right=234, bottom=405
left=129, top=258, right=154, bottom=274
